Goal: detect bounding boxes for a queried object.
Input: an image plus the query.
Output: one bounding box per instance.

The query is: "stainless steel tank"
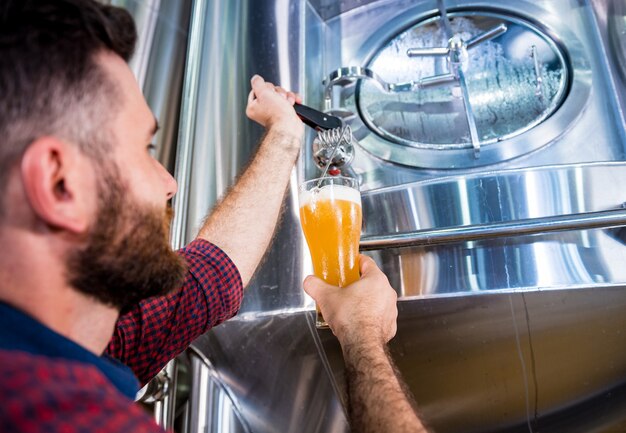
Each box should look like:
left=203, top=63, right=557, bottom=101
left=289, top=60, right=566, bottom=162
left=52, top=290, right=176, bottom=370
left=120, top=0, right=626, bottom=432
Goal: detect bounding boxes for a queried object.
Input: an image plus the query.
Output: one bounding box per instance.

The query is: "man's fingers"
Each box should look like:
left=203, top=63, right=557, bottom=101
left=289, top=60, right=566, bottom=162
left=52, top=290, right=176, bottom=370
left=303, top=275, right=334, bottom=299
left=359, top=254, right=380, bottom=276
left=250, top=75, right=300, bottom=107
left=357, top=255, right=395, bottom=303
left=284, top=91, right=297, bottom=102
left=250, top=74, right=266, bottom=94
left=247, top=89, right=256, bottom=104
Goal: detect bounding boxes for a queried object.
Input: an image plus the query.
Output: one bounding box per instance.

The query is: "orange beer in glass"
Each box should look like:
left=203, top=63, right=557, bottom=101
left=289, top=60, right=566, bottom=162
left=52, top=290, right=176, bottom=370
left=299, top=176, right=362, bottom=328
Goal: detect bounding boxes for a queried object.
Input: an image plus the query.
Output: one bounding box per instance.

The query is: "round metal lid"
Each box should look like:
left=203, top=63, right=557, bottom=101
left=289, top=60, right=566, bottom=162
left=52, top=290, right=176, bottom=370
left=330, top=9, right=589, bottom=169
left=360, top=12, right=566, bottom=148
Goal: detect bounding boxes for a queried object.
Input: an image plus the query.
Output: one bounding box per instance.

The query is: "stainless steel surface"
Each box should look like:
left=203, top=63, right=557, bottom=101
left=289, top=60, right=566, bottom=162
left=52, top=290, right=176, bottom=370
left=307, top=0, right=626, bottom=296
left=176, top=0, right=306, bottom=274
left=318, top=286, right=626, bottom=433
left=320, top=0, right=623, bottom=181
left=128, top=0, right=626, bottom=432
left=609, top=0, right=626, bottom=83
left=187, top=353, right=249, bottom=433
left=308, top=0, right=380, bottom=20
left=339, top=7, right=575, bottom=168
left=595, top=0, right=626, bottom=138
left=361, top=162, right=626, bottom=296
left=190, top=312, right=350, bottom=433
left=186, top=287, right=626, bottom=433
left=360, top=162, right=626, bottom=249
left=111, top=0, right=192, bottom=174
left=114, top=0, right=161, bottom=87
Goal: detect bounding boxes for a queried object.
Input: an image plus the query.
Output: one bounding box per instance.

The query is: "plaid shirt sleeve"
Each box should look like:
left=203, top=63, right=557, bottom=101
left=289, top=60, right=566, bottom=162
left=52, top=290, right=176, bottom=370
left=105, top=239, right=243, bottom=385
left=0, top=350, right=166, bottom=433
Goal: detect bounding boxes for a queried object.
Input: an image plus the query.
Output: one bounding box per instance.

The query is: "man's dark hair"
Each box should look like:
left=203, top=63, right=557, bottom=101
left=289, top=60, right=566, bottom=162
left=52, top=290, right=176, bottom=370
left=0, top=0, right=137, bottom=214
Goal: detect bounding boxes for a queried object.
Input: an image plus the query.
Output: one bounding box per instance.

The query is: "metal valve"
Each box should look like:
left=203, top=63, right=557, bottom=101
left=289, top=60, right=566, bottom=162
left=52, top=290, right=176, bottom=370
left=312, top=125, right=355, bottom=172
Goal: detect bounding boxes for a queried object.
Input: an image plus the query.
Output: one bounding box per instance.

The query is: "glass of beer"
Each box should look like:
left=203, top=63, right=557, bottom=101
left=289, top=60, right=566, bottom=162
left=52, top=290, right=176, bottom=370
left=299, top=176, right=362, bottom=328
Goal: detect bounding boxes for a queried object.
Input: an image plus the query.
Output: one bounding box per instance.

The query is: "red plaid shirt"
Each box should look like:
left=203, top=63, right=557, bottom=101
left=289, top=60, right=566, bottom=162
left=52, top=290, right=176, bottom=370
left=0, top=239, right=243, bottom=433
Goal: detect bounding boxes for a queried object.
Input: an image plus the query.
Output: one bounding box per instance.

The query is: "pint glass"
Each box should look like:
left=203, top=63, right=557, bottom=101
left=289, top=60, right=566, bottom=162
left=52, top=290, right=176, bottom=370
left=299, top=176, right=362, bottom=328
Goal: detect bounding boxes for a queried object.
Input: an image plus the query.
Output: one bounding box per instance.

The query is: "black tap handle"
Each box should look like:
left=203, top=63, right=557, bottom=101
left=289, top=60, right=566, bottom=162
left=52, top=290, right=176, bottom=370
left=294, top=103, right=342, bottom=131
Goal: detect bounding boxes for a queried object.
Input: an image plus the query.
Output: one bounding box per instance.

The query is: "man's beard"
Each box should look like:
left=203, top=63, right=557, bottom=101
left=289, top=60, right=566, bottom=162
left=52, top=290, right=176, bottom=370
left=66, top=167, right=187, bottom=313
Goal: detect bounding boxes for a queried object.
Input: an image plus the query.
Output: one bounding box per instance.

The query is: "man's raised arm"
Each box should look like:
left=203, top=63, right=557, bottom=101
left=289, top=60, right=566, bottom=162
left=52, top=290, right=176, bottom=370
left=197, top=74, right=304, bottom=286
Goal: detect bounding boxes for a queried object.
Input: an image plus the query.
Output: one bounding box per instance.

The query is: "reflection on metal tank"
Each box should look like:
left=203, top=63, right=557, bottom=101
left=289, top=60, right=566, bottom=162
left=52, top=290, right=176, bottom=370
left=361, top=163, right=626, bottom=295
left=127, top=0, right=626, bottom=432
left=111, top=0, right=192, bottom=175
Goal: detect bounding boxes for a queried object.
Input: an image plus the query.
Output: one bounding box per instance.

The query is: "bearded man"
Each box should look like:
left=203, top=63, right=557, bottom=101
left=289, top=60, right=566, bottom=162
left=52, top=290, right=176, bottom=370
left=0, top=1, right=425, bottom=432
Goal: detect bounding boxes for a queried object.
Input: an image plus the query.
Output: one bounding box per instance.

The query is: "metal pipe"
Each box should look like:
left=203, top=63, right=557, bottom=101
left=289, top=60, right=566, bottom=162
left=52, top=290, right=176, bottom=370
left=531, top=44, right=545, bottom=98
left=171, top=0, right=207, bottom=250
left=406, top=47, right=449, bottom=57
left=323, top=66, right=456, bottom=101
left=466, top=23, right=508, bottom=49
left=323, top=66, right=390, bottom=100
left=457, top=69, right=481, bottom=156
left=154, top=362, right=177, bottom=428
left=359, top=208, right=626, bottom=251
left=437, top=0, right=454, bottom=39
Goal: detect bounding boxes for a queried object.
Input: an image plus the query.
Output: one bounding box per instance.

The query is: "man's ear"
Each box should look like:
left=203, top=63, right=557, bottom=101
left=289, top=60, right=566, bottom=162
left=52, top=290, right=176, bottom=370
left=20, top=137, right=91, bottom=234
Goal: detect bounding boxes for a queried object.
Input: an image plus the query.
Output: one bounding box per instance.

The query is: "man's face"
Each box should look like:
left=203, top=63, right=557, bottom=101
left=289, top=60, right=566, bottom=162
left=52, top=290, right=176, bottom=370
left=66, top=53, right=187, bottom=311
left=100, top=52, right=178, bottom=210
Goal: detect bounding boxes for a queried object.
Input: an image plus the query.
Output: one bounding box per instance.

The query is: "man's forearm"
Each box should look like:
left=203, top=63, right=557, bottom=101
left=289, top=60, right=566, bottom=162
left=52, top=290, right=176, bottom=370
left=343, top=342, right=428, bottom=433
left=197, top=127, right=301, bottom=286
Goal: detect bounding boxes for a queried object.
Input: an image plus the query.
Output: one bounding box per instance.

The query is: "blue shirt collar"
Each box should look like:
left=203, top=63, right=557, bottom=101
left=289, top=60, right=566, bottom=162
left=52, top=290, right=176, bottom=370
left=0, top=301, right=139, bottom=399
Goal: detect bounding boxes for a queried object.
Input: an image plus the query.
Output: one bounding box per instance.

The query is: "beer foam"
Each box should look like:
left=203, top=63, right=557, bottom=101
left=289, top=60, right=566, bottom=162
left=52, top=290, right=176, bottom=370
left=300, top=184, right=361, bottom=207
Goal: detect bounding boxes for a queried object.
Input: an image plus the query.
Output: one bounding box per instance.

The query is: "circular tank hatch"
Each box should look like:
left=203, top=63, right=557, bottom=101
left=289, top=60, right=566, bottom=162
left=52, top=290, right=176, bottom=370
left=330, top=9, right=590, bottom=169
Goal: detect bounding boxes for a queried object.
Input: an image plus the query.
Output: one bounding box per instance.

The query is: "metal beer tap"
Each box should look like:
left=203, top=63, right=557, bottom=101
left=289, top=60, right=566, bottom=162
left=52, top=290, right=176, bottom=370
left=293, top=103, right=355, bottom=174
